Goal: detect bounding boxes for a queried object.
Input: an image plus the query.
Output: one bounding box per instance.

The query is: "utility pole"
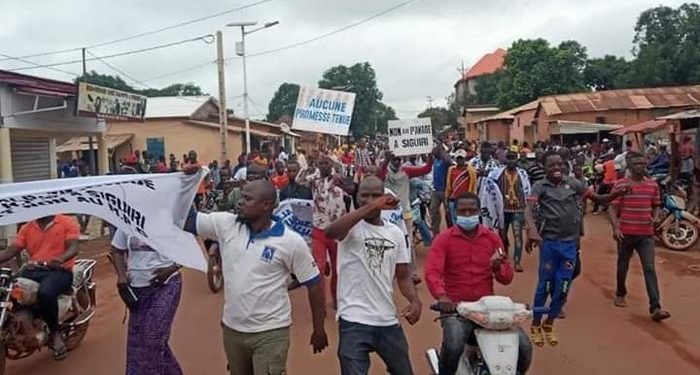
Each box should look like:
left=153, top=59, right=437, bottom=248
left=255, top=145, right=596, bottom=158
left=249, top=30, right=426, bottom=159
left=228, top=21, right=279, bottom=154
left=82, top=47, right=96, bottom=176
left=216, top=31, right=228, bottom=161
left=426, top=96, right=434, bottom=109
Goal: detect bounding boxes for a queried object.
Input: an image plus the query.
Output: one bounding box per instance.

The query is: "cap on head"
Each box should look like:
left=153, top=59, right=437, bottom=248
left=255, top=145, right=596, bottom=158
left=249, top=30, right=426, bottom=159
left=454, top=149, right=468, bottom=159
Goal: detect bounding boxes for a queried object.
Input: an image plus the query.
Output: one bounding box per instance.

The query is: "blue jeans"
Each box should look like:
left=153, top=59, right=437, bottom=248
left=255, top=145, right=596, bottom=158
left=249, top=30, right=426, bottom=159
left=532, top=240, right=577, bottom=322
left=503, top=212, right=525, bottom=264
left=338, top=319, right=413, bottom=375
left=447, top=200, right=457, bottom=227
left=412, top=205, right=432, bottom=246
left=20, top=268, right=73, bottom=332
left=440, top=316, right=532, bottom=375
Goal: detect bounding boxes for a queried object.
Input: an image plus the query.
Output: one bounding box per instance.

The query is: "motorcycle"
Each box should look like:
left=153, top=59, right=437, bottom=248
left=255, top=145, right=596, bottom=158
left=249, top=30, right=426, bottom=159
left=653, top=177, right=700, bottom=251
left=204, top=239, right=223, bottom=293
left=0, top=260, right=97, bottom=373
left=410, top=178, right=433, bottom=247
left=426, top=296, right=532, bottom=375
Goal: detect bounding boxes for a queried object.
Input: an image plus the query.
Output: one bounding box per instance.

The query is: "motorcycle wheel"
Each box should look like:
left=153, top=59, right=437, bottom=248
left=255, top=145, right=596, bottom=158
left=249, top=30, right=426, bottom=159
left=65, top=322, right=89, bottom=351
left=207, top=244, right=224, bottom=293
left=661, top=219, right=699, bottom=251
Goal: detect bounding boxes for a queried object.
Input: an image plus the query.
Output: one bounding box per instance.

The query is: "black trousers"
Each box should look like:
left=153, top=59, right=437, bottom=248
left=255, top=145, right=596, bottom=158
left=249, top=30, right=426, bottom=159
left=20, top=268, right=73, bottom=332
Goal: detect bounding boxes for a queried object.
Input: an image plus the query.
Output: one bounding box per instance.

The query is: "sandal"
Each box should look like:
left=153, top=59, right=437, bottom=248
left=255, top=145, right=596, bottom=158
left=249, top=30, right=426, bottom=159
left=614, top=296, right=627, bottom=308
left=530, top=325, right=545, bottom=347
left=651, top=309, right=671, bottom=322
left=542, top=324, right=559, bottom=346
left=52, top=344, right=68, bottom=361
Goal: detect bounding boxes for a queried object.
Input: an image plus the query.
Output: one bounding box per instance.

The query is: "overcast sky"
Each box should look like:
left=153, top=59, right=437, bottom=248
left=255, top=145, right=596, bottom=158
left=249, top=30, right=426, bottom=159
left=0, top=0, right=689, bottom=119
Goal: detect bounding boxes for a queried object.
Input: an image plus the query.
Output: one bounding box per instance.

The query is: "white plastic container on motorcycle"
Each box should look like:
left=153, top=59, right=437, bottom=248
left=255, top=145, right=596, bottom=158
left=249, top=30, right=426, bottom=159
left=426, top=296, right=532, bottom=375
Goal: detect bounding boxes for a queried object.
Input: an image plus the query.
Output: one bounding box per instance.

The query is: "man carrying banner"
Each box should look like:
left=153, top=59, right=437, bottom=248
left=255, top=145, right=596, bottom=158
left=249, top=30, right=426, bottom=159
left=0, top=215, right=80, bottom=360
left=184, top=175, right=328, bottom=375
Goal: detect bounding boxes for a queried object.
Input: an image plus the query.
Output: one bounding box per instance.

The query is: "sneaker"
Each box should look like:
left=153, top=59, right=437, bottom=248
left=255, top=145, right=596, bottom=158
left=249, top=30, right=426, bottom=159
left=651, top=308, right=671, bottom=322
left=514, top=263, right=524, bottom=273
left=78, top=234, right=90, bottom=241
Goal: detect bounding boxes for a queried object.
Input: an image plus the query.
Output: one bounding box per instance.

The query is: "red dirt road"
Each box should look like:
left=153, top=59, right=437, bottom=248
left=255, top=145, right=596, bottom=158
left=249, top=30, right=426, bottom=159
left=8, top=216, right=700, bottom=374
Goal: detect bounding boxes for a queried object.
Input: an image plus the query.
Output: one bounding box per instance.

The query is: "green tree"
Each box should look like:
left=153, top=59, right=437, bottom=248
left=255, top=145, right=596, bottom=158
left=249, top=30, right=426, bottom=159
left=584, top=55, right=630, bottom=90
left=625, top=3, right=700, bottom=87
left=418, top=106, right=458, bottom=133
left=78, top=71, right=205, bottom=97
left=371, top=102, right=398, bottom=135
left=496, top=39, right=588, bottom=109
left=318, top=62, right=383, bottom=137
left=78, top=71, right=134, bottom=92
left=139, top=83, right=205, bottom=97
left=266, top=83, right=300, bottom=122
left=471, top=70, right=505, bottom=106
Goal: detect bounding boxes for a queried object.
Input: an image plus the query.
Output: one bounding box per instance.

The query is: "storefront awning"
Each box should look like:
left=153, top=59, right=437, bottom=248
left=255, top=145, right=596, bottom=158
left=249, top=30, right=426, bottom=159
left=550, top=120, right=623, bottom=135
left=57, top=134, right=133, bottom=152
left=186, top=120, right=282, bottom=138
left=610, top=119, right=668, bottom=136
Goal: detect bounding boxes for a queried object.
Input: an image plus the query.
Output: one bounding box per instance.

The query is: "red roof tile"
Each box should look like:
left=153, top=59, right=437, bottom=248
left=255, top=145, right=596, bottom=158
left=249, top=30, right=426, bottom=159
left=461, top=48, right=506, bottom=81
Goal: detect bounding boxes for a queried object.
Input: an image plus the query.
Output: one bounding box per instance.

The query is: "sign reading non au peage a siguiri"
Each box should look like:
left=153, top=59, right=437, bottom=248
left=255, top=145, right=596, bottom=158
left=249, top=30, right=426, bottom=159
left=387, top=118, right=434, bottom=156
left=292, top=86, right=356, bottom=135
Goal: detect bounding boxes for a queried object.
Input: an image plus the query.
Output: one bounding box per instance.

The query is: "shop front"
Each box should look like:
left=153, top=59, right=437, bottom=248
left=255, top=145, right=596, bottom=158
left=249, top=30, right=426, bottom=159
left=0, top=70, right=107, bottom=243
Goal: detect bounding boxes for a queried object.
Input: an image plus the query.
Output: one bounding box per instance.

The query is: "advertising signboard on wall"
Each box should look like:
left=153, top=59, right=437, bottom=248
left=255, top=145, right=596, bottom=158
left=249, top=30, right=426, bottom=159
left=76, top=82, right=147, bottom=120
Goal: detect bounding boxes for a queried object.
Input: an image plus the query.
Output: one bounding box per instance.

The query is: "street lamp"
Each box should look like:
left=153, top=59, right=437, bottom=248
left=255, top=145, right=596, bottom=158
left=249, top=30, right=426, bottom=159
left=227, top=20, right=279, bottom=154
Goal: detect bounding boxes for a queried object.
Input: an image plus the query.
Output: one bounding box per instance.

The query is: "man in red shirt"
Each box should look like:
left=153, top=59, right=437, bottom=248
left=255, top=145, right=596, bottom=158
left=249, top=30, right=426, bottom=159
left=0, top=215, right=80, bottom=359
left=424, top=193, right=532, bottom=375
left=271, top=160, right=290, bottom=190
left=609, top=151, right=670, bottom=322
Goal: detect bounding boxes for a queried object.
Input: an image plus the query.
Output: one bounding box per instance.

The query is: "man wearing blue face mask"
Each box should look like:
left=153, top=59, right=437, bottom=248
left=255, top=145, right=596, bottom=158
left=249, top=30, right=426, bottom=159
left=424, top=193, right=532, bottom=375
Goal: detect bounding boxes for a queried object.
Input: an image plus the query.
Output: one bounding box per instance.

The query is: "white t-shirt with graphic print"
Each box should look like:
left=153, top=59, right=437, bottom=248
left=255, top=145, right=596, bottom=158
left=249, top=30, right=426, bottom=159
left=337, top=219, right=410, bottom=326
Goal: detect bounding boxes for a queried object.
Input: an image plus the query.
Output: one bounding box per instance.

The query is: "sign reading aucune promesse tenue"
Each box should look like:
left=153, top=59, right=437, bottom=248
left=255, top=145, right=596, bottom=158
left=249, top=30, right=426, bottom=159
left=292, top=86, right=356, bottom=136
left=76, top=82, right=147, bottom=120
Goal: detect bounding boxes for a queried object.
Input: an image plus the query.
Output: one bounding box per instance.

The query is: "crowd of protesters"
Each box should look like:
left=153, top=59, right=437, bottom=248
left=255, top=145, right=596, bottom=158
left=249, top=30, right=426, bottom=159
left=89, top=131, right=698, bottom=375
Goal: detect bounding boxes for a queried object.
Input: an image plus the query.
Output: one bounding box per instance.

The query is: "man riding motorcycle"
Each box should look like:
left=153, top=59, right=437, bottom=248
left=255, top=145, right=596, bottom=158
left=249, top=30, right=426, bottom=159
left=0, top=215, right=80, bottom=360
left=424, top=193, right=532, bottom=375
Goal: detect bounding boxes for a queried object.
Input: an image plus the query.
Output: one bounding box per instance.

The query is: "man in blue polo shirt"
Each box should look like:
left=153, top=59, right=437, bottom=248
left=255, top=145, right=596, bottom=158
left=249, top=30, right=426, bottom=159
left=430, top=141, right=453, bottom=236
left=184, top=177, right=328, bottom=375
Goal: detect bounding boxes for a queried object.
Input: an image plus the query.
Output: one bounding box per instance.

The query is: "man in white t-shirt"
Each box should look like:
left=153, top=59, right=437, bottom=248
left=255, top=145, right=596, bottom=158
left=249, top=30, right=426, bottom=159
left=183, top=178, right=328, bottom=375
left=325, top=176, right=421, bottom=375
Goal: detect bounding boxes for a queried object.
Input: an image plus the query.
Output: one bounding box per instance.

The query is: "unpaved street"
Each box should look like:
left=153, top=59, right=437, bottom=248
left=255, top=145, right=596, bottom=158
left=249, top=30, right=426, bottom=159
left=8, top=216, right=700, bottom=374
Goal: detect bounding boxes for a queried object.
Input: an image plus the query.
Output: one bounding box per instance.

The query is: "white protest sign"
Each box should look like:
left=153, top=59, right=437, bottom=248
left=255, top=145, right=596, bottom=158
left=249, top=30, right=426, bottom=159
left=388, top=118, right=434, bottom=156
left=292, top=86, right=356, bottom=135
left=0, top=172, right=207, bottom=271
left=274, top=198, right=314, bottom=243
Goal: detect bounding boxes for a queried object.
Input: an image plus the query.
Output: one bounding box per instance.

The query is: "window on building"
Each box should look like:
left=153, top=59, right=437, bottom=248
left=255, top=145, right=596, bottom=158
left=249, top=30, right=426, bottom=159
left=146, top=137, right=165, bottom=161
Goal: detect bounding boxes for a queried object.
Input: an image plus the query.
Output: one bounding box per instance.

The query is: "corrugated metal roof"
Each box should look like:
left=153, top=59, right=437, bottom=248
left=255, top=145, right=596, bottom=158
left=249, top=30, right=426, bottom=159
left=476, top=100, right=538, bottom=123
left=540, top=85, right=700, bottom=115
left=659, top=109, right=700, bottom=120
left=611, top=119, right=667, bottom=136
left=0, top=69, right=76, bottom=96
left=552, top=120, right=623, bottom=135
left=57, top=134, right=133, bottom=152
left=144, top=96, right=213, bottom=118
left=455, top=48, right=506, bottom=85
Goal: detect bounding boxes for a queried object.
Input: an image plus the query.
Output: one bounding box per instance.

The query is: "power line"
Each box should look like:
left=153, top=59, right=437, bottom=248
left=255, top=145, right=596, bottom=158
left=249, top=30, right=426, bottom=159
left=86, top=50, right=212, bottom=104
left=244, top=0, right=419, bottom=58
left=86, top=50, right=151, bottom=89
left=0, top=52, right=80, bottom=77
left=0, top=0, right=276, bottom=62
left=8, top=35, right=214, bottom=72
left=141, top=60, right=215, bottom=82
